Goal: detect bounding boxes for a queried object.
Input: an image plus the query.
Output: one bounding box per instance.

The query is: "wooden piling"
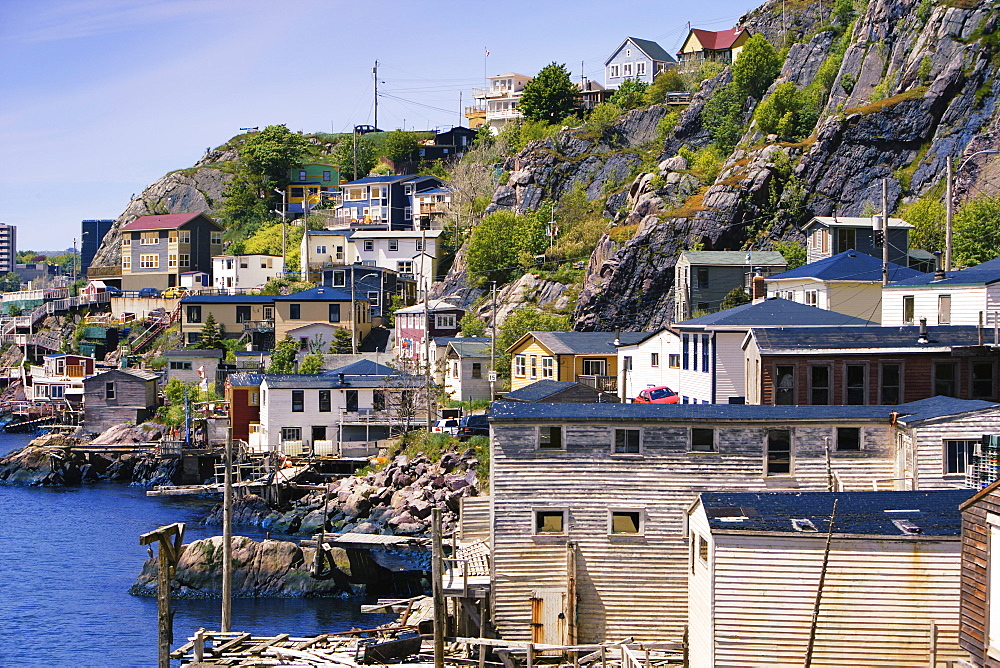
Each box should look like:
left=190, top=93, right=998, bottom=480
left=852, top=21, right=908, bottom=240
left=139, top=522, right=185, bottom=668
left=222, top=427, right=233, bottom=632
left=432, top=508, right=445, bottom=668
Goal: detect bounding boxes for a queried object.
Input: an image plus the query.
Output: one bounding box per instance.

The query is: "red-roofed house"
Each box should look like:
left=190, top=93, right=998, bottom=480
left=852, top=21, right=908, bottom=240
left=677, top=27, right=752, bottom=65
left=114, top=213, right=223, bottom=292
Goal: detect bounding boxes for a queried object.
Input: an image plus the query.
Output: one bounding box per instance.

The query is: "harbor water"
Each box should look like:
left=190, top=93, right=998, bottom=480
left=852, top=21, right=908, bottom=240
left=0, top=433, right=394, bottom=667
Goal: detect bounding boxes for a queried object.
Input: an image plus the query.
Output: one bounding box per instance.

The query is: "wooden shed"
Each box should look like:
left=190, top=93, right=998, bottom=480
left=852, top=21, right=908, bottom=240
left=82, top=368, right=160, bottom=435
left=960, top=478, right=1000, bottom=666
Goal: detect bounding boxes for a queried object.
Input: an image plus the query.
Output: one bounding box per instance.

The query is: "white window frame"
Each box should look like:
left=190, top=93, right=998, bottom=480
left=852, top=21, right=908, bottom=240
left=140, top=231, right=159, bottom=245
left=168, top=254, right=177, bottom=268
left=178, top=230, right=191, bottom=244
left=610, top=64, right=620, bottom=77
left=636, top=61, right=646, bottom=75
left=651, top=352, right=660, bottom=367
left=388, top=239, right=398, bottom=252
left=363, top=240, right=374, bottom=252
left=944, top=439, right=977, bottom=475
left=533, top=507, right=568, bottom=536
left=607, top=508, right=645, bottom=536
left=179, top=254, right=190, bottom=268
left=537, top=425, right=565, bottom=451
left=367, top=291, right=379, bottom=305
left=542, top=356, right=554, bottom=378
left=122, top=255, right=131, bottom=270
left=122, top=236, right=131, bottom=247
left=139, top=254, right=158, bottom=269
left=805, top=290, right=818, bottom=307
left=435, top=314, right=456, bottom=329
left=613, top=427, right=642, bottom=455
left=514, top=355, right=526, bottom=377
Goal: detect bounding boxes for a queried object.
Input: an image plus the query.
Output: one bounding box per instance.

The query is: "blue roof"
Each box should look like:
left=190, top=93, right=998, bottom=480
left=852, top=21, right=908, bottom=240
left=340, top=174, right=416, bottom=186
left=488, top=396, right=994, bottom=422
left=324, top=359, right=396, bottom=377
left=272, top=287, right=364, bottom=302
left=307, top=229, right=355, bottom=238
left=698, top=489, right=974, bottom=537
left=886, top=256, right=1000, bottom=287
left=180, top=295, right=275, bottom=304
left=504, top=380, right=597, bottom=402
left=769, top=250, right=924, bottom=282
left=676, top=297, right=875, bottom=328
left=228, top=372, right=264, bottom=387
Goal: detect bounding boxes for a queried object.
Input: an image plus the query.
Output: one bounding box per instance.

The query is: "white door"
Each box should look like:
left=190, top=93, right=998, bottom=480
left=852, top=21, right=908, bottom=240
left=530, top=588, right=566, bottom=645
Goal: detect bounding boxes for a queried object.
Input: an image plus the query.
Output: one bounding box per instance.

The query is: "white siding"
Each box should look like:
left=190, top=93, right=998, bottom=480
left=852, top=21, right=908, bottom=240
left=882, top=285, right=988, bottom=326
left=905, top=406, right=1000, bottom=489
left=714, top=331, right=747, bottom=403
left=687, top=501, right=715, bottom=668
left=618, top=330, right=680, bottom=400
left=444, top=356, right=491, bottom=402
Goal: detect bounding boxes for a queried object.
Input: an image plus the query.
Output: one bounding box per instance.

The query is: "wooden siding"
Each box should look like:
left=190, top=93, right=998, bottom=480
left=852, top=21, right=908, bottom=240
left=705, top=534, right=963, bottom=667
left=961, top=489, right=1000, bottom=665
left=490, top=420, right=902, bottom=643
left=508, top=340, right=564, bottom=391
left=883, top=284, right=989, bottom=327
left=459, top=496, right=491, bottom=543
left=82, top=372, right=157, bottom=434
left=907, top=407, right=1000, bottom=490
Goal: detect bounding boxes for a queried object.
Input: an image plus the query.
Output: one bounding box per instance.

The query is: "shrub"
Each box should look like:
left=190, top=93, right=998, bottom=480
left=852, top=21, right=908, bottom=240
left=608, top=78, right=649, bottom=110
left=584, top=103, right=623, bottom=136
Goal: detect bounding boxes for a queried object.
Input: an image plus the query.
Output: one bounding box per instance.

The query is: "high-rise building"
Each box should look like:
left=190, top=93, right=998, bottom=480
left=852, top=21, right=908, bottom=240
left=0, top=223, right=16, bottom=273
left=81, top=219, right=114, bottom=276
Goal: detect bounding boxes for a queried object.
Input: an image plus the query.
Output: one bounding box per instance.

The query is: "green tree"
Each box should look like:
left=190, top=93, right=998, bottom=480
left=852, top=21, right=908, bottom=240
left=328, top=328, right=354, bottom=354
left=496, top=306, right=570, bottom=376
left=381, top=130, right=420, bottom=164
left=0, top=272, right=22, bottom=293
left=720, top=286, right=751, bottom=310
left=730, top=34, right=782, bottom=100
left=608, top=78, right=649, bottom=111
left=645, top=69, right=688, bottom=104
left=465, top=208, right=551, bottom=283
left=459, top=312, right=487, bottom=337
left=953, top=194, right=1000, bottom=267
left=774, top=240, right=807, bottom=269
left=195, top=313, right=225, bottom=351
left=833, top=0, right=858, bottom=26
left=701, top=84, right=746, bottom=153
left=240, top=124, right=311, bottom=184
left=754, top=81, right=807, bottom=138
left=299, top=352, right=324, bottom=374
left=331, top=136, right=377, bottom=181
left=220, top=170, right=275, bottom=240
left=901, top=196, right=946, bottom=253
left=519, top=62, right=578, bottom=124
left=267, top=335, right=299, bottom=374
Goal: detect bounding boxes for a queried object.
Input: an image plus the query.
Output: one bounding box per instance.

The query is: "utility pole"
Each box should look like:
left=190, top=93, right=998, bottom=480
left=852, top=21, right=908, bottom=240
left=222, top=428, right=233, bottom=632
left=490, top=281, right=497, bottom=400
left=373, top=60, right=379, bottom=131
left=431, top=508, right=445, bottom=668
left=881, top=177, right=889, bottom=286
left=422, top=229, right=432, bottom=429
left=946, top=161, right=954, bottom=272
left=352, top=128, right=358, bottom=182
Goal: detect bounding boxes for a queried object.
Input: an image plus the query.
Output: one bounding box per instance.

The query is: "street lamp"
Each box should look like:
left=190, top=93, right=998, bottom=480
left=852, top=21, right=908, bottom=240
left=946, top=149, right=999, bottom=271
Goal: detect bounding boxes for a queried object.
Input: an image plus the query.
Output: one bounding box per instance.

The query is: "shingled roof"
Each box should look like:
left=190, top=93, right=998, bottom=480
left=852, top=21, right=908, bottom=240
left=676, top=297, right=875, bottom=328
left=120, top=213, right=216, bottom=231
left=768, top=250, right=924, bottom=283
left=747, top=324, right=983, bottom=353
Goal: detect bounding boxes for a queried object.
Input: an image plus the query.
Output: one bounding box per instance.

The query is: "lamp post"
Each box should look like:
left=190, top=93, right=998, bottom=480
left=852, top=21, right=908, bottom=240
left=946, top=149, right=999, bottom=271
left=350, top=270, right=381, bottom=355
left=273, top=188, right=287, bottom=274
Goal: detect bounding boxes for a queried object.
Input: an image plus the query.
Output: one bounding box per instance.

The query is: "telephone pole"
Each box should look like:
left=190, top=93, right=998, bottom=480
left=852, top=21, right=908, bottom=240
left=490, top=281, right=497, bottom=400
left=373, top=60, right=379, bottom=130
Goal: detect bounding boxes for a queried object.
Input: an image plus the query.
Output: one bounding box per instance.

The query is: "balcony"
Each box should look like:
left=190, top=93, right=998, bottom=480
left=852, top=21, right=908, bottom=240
left=241, top=319, right=274, bottom=333
left=576, top=374, right=618, bottom=393
left=486, top=108, right=523, bottom=121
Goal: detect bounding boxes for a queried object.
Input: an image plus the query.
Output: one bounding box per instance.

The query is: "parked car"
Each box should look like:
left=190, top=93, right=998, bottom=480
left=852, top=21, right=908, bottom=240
left=432, top=418, right=459, bottom=435
left=162, top=286, right=188, bottom=299
left=634, top=386, right=680, bottom=404
left=138, top=287, right=161, bottom=298
left=104, top=286, right=122, bottom=296
left=457, top=414, right=489, bottom=439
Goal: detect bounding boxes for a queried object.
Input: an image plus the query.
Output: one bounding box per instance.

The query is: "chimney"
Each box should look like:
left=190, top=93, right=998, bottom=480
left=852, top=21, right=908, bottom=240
left=933, top=251, right=945, bottom=281
left=751, top=267, right=767, bottom=300
left=918, top=317, right=928, bottom=344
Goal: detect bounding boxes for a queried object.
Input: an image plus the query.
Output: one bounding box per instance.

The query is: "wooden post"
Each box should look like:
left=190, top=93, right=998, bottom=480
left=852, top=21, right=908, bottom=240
left=432, top=508, right=445, bottom=668
left=929, top=621, right=937, bottom=668
left=566, top=541, right=577, bottom=645
left=804, top=499, right=839, bottom=668
left=527, top=642, right=534, bottom=668
left=600, top=645, right=606, bottom=668
left=194, top=628, right=205, bottom=662
left=222, top=427, right=233, bottom=632
left=478, top=599, right=487, bottom=668
left=139, top=522, right=186, bottom=668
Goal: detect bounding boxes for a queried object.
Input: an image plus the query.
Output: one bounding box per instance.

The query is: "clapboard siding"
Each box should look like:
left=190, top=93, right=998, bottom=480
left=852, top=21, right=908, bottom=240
left=883, top=284, right=988, bottom=327
left=491, top=419, right=901, bottom=643
left=961, top=487, right=1000, bottom=665
left=904, top=407, right=1000, bottom=489
left=459, top=496, right=491, bottom=543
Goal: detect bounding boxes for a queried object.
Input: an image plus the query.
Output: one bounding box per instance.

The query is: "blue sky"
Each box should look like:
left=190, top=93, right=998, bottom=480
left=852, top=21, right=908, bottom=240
left=0, top=0, right=759, bottom=251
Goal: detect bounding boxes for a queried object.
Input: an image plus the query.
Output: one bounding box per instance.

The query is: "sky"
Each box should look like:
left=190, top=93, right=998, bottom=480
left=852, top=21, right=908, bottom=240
left=0, top=0, right=760, bottom=251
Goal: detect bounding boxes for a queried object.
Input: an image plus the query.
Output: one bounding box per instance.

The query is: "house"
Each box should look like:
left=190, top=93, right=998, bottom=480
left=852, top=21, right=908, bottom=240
left=272, top=287, right=372, bottom=352
left=506, top=331, right=649, bottom=393
left=256, top=360, right=426, bottom=455
left=673, top=250, right=786, bottom=322
left=394, top=300, right=465, bottom=363
left=576, top=78, right=614, bottom=110
left=882, top=256, right=1000, bottom=327
left=212, top=255, right=285, bottom=293
left=316, top=264, right=414, bottom=322
left=604, top=37, right=675, bottom=89
left=766, top=250, right=924, bottom=323
left=412, top=187, right=454, bottom=230
left=26, top=354, right=96, bottom=405
left=82, top=368, right=159, bottom=435
left=409, top=127, right=476, bottom=163
left=803, top=215, right=912, bottom=266
left=115, top=213, right=223, bottom=292
left=443, top=339, right=492, bottom=402
left=486, top=397, right=1000, bottom=644
left=688, top=489, right=973, bottom=667
left=673, top=297, right=875, bottom=405
left=332, top=175, right=442, bottom=229
left=959, top=479, right=1000, bottom=665
left=616, top=328, right=681, bottom=401
left=225, top=372, right=263, bottom=445
left=502, top=379, right=610, bottom=403
left=163, top=349, right=225, bottom=386
left=179, top=271, right=210, bottom=292
left=285, top=163, right=339, bottom=214
left=742, top=324, right=999, bottom=405
left=676, top=27, right=752, bottom=66
left=467, top=73, right=532, bottom=134
left=180, top=294, right=275, bottom=348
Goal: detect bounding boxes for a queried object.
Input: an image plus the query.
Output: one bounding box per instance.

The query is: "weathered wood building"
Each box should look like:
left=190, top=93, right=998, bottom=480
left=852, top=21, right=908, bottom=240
left=82, top=368, right=160, bottom=435
left=487, top=398, right=1000, bottom=644
left=960, top=479, right=1000, bottom=666
left=689, top=489, right=973, bottom=667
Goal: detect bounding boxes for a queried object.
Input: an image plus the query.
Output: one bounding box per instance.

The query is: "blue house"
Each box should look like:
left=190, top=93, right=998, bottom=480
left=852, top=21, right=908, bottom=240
left=604, top=37, right=675, bottom=89
left=334, top=175, right=442, bottom=230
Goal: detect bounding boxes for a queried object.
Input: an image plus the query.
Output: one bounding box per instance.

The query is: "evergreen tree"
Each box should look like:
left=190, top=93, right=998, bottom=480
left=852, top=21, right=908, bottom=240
left=267, top=335, right=299, bottom=374
left=519, top=63, right=578, bottom=124
left=196, top=313, right=224, bottom=351
left=299, top=352, right=324, bottom=374
left=329, top=328, right=354, bottom=354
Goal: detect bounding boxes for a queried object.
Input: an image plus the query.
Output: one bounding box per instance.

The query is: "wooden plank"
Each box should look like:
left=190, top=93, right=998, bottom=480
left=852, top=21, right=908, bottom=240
left=211, top=632, right=252, bottom=655
left=245, top=633, right=290, bottom=653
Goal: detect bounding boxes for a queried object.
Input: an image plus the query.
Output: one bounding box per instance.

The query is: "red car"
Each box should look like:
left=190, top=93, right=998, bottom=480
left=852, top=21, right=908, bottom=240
left=635, top=386, right=680, bottom=404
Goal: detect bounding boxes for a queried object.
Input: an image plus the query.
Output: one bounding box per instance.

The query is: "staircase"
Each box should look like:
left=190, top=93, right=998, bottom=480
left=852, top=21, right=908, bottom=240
left=127, top=305, right=180, bottom=355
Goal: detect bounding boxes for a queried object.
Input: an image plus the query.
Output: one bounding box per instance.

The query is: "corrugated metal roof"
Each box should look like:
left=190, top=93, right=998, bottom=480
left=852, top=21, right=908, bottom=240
left=680, top=250, right=786, bottom=266
left=677, top=297, right=875, bottom=328
left=768, top=250, right=924, bottom=282
left=394, top=299, right=463, bottom=314
left=749, top=324, right=982, bottom=353
left=699, top=489, right=974, bottom=537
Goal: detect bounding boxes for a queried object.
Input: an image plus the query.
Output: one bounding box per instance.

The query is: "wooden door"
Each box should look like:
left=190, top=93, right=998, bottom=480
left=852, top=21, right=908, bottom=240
left=530, top=588, right=566, bottom=645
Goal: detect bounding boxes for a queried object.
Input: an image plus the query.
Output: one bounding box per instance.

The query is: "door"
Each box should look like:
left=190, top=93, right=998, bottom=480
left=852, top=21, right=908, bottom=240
left=530, top=588, right=567, bottom=645
left=312, top=426, right=326, bottom=443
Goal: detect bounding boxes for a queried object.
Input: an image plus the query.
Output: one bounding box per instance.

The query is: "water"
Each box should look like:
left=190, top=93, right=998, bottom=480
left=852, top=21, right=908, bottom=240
left=0, top=433, right=394, bottom=667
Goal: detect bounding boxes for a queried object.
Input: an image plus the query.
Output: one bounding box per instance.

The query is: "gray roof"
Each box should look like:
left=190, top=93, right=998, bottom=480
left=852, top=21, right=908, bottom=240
left=181, top=294, right=275, bottom=305
left=676, top=297, right=875, bottom=328
left=525, top=331, right=651, bottom=355
left=447, top=340, right=491, bottom=358
left=680, top=251, right=787, bottom=267
left=503, top=380, right=597, bottom=402
left=804, top=216, right=913, bottom=230
left=325, top=360, right=396, bottom=377
left=165, top=349, right=225, bottom=359
left=86, top=368, right=160, bottom=382
left=748, top=325, right=983, bottom=354
left=488, top=395, right=994, bottom=423
left=622, top=37, right=675, bottom=63
left=698, top=490, right=973, bottom=537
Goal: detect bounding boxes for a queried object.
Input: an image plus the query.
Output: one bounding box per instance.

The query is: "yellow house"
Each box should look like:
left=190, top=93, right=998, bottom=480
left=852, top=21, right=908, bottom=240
left=272, top=286, right=372, bottom=350
left=676, top=27, right=751, bottom=65
left=506, top=331, right=649, bottom=393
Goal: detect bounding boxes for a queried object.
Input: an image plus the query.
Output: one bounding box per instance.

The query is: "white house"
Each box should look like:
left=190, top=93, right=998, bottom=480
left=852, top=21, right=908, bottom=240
left=470, top=72, right=531, bottom=134
left=882, top=256, right=1000, bottom=327
left=26, top=354, right=96, bottom=404
left=301, top=228, right=444, bottom=292
left=804, top=215, right=913, bottom=266
left=688, top=489, right=972, bottom=667
left=212, top=255, right=284, bottom=293
left=443, top=339, right=493, bottom=402
left=615, top=329, right=680, bottom=401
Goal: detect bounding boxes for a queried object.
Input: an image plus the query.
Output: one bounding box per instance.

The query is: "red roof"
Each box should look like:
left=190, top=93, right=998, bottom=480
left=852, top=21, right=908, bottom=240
left=688, top=28, right=744, bottom=51
left=120, top=213, right=208, bottom=231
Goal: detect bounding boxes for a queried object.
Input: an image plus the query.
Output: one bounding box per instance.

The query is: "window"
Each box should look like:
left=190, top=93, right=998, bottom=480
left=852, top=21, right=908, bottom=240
left=701, top=334, right=710, bottom=373
left=168, top=254, right=177, bottom=268
left=775, top=365, right=795, bottom=405
left=696, top=267, right=709, bottom=288
left=682, top=335, right=690, bottom=370
left=367, top=291, right=379, bottom=305
left=373, top=391, right=385, bottom=411
left=328, top=304, right=341, bottom=323
left=188, top=332, right=201, bottom=344
left=105, top=382, right=116, bottom=400
left=248, top=391, right=259, bottom=406
left=699, top=535, right=709, bottom=564
left=614, top=428, right=641, bottom=454
left=451, top=361, right=459, bottom=378
left=668, top=354, right=680, bottom=368
left=610, top=64, right=620, bottom=77
left=178, top=230, right=191, bottom=244
left=364, top=240, right=374, bottom=252
left=186, top=305, right=202, bottom=323
left=973, top=362, right=995, bottom=399
left=530, top=356, right=538, bottom=378
left=903, top=296, right=914, bottom=324
left=297, top=170, right=307, bottom=182
left=542, top=357, right=554, bottom=378
left=236, top=306, right=250, bottom=323
left=291, top=390, right=304, bottom=412
left=836, top=227, right=856, bottom=251
left=845, top=364, right=866, bottom=405
left=388, top=239, right=398, bottom=252
left=766, top=428, right=792, bottom=475
left=538, top=426, right=564, bottom=450
left=623, top=356, right=633, bottom=371
left=581, top=358, right=606, bottom=376
left=289, top=304, right=301, bottom=319
left=415, top=240, right=424, bottom=252
left=291, top=186, right=304, bottom=198
left=122, top=236, right=131, bottom=247
left=514, top=355, right=526, bottom=377
left=609, top=510, right=642, bottom=534
left=211, top=231, right=223, bottom=245
left=880, top=363, right=901, bottom=404
left=636, top=62, right=646, bottom=75
left=934, top=361, right=957, bottom=397
left=472, top=362, right=482, bottom=379
left=139, top=254, right=158, bottom=269
left=169, top=360, right=192, bottom=370
left=345, top=390, right=359, bottom=412
left=404, top=207, right=412, bottom=221
left=179, top=254, right=190, bottom=268
left=318, top=390, right=331, bottom=412
left=837, top=427, right=861, bottom=451
left=403, top=183, right=414, bottom=196
left=691, top=335, right=698, bottom=372
left=122, top=255, right=131, bottom=270
left=331, top=270, right=345, bottom=287
left=397, top=260, right=413, bottom=274
left=810, top=366, right=831, bottom=405
left=141, top=231, right=159, bottom=245
left=534, top=510, right=566, bottom=534
left=281, top=427, right=301, bottom=442
left=316, top=245, right=327, bottom=255
left=263, top=306, right=273, bottom=320
left=805, top=290, right=818, bottom=307
left=623, top=63, right=632, bottom=76
left=945, top=439, right=977, bottom=474
left=938, top=294, right=951, bottom=324
left=435, top=314, right=456, bottom=329
left=651, top=352, right=660, bottom=367
left=691, top=427, right=715, bottom=452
